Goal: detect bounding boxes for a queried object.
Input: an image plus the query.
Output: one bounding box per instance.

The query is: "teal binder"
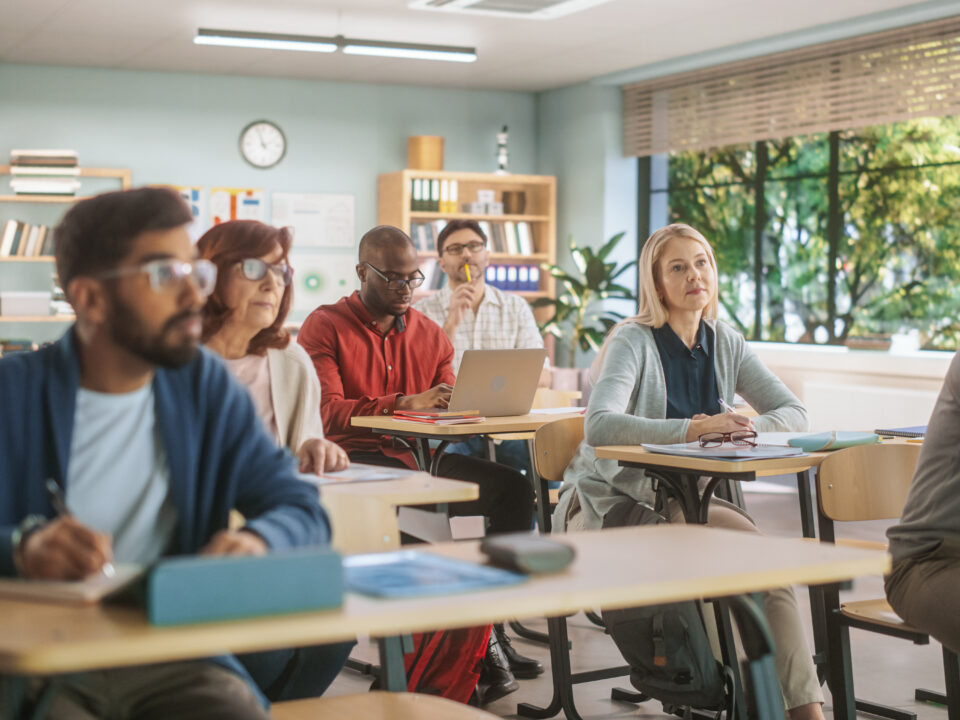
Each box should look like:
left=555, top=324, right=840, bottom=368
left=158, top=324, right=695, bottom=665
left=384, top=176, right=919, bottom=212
left=787, top=431, right=879, bottom=452
left=147, top=547, right=342, bottom=626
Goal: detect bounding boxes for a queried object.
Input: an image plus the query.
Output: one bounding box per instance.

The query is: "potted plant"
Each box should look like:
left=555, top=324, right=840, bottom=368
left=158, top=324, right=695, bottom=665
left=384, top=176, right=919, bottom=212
left=533, top=231, right=638, bottom=376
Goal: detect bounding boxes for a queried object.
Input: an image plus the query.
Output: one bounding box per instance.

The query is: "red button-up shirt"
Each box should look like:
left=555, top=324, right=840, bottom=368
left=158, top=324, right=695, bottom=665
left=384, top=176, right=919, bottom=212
left=298, top=291, right=455, bottom=466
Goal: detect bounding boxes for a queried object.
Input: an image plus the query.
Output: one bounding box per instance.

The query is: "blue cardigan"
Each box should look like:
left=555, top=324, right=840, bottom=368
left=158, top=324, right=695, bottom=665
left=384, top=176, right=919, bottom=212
left=0, top=330, right=331, bottom=698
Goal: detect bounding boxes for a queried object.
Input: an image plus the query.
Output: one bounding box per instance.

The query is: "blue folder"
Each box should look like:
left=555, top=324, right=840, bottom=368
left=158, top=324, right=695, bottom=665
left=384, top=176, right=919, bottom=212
left=147, top=547, right=343, bottom=626
left=344, top=550, right=526, bottom=598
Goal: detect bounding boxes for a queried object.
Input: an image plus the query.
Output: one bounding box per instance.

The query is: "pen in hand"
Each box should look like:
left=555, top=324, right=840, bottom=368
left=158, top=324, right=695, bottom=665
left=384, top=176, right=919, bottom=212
left=45, top=478, right=116, bottom=579
left=718, top=397, right=736, bottom=414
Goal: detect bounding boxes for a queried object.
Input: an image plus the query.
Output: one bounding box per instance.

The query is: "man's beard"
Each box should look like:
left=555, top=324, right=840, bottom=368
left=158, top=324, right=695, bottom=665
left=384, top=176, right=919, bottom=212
left=106, top=293, right=199, bottom=369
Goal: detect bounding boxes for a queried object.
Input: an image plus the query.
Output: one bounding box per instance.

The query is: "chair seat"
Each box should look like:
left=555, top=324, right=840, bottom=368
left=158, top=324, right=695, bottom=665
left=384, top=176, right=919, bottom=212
left=271, top=691, right=500, bottom=720
left=840, top=598, right=915, bottom=632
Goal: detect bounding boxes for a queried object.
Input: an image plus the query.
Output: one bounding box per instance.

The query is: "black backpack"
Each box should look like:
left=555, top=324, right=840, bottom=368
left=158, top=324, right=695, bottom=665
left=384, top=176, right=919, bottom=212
left=600, top=497, right=734, bottom=715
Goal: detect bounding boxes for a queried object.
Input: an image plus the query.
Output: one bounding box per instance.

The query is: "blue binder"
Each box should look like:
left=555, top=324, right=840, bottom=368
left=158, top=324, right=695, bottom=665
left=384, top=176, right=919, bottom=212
left=147, top=547, right=343, bottom=626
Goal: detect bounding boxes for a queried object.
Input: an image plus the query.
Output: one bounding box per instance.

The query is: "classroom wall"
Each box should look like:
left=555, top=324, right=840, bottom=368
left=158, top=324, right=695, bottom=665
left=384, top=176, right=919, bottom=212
left=535, top=81, right=638, bottom=365
left=0, top=64, right=538, bottom=331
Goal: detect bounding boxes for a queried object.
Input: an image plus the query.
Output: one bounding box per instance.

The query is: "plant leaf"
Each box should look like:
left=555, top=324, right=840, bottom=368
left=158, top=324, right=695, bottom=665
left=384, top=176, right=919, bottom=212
left=597, top=232, right=627, bottom=261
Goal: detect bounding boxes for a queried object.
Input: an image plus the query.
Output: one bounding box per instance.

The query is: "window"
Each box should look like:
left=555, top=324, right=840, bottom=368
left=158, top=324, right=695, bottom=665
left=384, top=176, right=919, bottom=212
left=651, top=116, right=960, bottom=351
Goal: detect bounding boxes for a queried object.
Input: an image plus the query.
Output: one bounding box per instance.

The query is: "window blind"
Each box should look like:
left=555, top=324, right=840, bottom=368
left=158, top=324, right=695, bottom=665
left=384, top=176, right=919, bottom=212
left=623, top=16, right=960, bottom=157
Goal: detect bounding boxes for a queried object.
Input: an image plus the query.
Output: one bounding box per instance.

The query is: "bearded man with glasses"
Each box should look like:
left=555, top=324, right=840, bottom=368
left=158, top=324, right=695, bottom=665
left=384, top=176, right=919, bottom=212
left=0, top=187, right=333, bottom=719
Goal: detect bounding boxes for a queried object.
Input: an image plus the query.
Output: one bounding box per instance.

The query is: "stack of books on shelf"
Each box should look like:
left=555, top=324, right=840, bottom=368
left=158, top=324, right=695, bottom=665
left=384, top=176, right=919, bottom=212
left=410, top=220, right=446, bottom=252
left=393, top=409, right=484, bottom=425
left=484, top=264, right=541, bottom=292
left=9, top=149, right=81, bottom=196
left=0, top=220, right=53, bottom=257
left=418, top=258, right=448, bottom=291
left=409, top=220, right=537, bottom=256
left=477, top=221, right=534, bottom=254
left=410, top=178, right=459, bottom=212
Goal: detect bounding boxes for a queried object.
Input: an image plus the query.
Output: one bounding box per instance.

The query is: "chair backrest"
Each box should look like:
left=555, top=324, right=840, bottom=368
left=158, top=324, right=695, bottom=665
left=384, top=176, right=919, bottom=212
left=533, top=415, right=585, bottom=484
left=532, top=387, right=582, bottom=409
left=817, top=442, right=922, bottom=522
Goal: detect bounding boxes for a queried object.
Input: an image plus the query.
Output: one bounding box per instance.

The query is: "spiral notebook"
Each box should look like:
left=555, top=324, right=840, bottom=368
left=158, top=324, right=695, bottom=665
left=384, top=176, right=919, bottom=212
left=873, top=425, right=926, bottom=438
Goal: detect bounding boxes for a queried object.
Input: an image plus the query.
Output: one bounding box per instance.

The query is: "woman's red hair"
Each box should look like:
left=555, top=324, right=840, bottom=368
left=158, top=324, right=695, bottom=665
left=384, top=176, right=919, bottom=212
left=197, top=220, right=293, bottom=355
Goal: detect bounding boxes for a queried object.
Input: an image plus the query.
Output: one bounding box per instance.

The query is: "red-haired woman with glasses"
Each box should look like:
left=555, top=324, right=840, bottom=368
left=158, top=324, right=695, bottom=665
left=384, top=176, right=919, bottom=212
left=553, top=223, right=823, bottom=720
left=198, top=220, right=348, bottom=474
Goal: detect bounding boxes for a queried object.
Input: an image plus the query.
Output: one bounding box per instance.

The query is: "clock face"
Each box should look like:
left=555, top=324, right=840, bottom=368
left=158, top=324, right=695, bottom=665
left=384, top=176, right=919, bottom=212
left=239, top=120, right=286, bottom=169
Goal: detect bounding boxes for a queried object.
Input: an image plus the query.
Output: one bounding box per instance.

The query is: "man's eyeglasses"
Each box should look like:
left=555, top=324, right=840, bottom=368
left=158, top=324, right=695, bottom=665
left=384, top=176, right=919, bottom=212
left=698, top=430, right=758, bottom=448
left=442, top=240, right=486, bottom=256
left=98, top=259, right=218, bottom=297
left=240, top=258, right=293, bottom=287
left=363, top=262, right=425, bottom=290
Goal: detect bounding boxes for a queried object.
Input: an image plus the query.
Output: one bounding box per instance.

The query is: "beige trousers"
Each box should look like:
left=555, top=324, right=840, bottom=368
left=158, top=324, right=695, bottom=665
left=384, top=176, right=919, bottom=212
left=566, top=494, right=823, bottom=711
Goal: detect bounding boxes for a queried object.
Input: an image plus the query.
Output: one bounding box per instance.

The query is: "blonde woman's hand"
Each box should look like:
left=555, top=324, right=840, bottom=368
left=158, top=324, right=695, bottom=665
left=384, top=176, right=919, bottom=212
left=685, top=412, right=755, bottom=442
left=298, top=438, right=350, bottom=474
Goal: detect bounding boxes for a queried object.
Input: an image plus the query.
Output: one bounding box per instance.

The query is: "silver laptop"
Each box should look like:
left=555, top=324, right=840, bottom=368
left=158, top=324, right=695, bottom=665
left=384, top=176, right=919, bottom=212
left=447, top=348, right=547, bottom=417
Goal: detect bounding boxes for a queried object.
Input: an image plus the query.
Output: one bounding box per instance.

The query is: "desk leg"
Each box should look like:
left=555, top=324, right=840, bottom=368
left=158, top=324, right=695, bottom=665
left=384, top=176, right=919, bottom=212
left=797, top=469, right=830, bottom=684
left=377, top=636, right=410, bottom=692
left=428, top=440, right=450, bottom=476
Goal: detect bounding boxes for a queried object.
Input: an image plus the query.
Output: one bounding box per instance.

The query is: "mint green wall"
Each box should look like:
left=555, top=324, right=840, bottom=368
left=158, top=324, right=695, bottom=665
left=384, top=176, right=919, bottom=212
left=535, top=81, right=637, bottom=365
left=0, top=64, right=538, bottom=340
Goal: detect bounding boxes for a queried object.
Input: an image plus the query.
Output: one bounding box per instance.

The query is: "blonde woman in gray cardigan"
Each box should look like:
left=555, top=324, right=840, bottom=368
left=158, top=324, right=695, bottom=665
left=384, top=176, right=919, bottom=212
left=199, top=220, right=348, bottom=474
left=554, top=223, right=823, bottom=720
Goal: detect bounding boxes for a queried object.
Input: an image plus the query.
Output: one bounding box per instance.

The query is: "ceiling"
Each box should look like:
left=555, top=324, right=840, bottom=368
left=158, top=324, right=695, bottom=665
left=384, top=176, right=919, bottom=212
left=0, top=0, right=940, bottom=92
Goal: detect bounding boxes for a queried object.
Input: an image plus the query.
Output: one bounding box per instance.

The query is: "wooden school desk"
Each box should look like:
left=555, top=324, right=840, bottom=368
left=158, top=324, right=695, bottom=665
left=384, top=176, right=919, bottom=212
left=319, top=473, right=478, bottom=554
left=351, top=412, right=584, bottom=476
left=0, top=526, right=887, bottom=720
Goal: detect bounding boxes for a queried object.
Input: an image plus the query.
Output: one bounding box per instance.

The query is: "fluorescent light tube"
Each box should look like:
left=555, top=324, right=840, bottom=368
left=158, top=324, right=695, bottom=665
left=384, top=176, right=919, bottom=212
left=342, top=40, right=477, bottom=63
left=195, top=29, right=337, bottom=53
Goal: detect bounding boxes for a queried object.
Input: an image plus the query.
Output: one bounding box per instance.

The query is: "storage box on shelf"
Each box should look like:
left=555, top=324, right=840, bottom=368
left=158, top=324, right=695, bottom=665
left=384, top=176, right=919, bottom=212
left=377, top=170, right=556, bottom=317
left=0, top=166, right=131, bottom=340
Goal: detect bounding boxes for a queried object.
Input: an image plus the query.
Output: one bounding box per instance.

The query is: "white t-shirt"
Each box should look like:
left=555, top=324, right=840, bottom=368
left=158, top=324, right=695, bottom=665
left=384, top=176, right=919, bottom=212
left=66, top=384, right=178, bottom=565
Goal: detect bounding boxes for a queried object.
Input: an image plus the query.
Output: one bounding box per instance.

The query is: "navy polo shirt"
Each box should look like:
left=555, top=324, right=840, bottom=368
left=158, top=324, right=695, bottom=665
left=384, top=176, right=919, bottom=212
left=652, top=321, right=721, bottom=420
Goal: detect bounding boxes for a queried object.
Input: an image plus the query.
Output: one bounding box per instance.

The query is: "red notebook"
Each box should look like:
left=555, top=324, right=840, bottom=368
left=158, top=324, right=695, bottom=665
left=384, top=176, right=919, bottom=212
left=394, top=410, right=484, bottom=425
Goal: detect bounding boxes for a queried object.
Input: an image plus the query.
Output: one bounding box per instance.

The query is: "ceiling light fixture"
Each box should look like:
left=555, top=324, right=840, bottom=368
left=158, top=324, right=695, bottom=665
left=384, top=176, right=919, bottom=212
left=195, top=29, right=337, bottom=53
left=341, top=38, right=476, bottom=63
left=195, top=29, right=476, bottom=63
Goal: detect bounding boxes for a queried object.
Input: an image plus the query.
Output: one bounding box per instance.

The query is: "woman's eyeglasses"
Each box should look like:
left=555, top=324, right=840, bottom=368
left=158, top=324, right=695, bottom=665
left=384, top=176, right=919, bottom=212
left=240, top=258, right=293, bottom=287
left=698, top=430, right=758, bottom=448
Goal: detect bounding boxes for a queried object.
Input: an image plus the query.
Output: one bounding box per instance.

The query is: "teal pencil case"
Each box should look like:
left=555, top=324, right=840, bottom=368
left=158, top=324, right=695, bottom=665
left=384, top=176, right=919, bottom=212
left=147, top=547, right=343, bottom=626
left=788, top=431, right=879, bottom=452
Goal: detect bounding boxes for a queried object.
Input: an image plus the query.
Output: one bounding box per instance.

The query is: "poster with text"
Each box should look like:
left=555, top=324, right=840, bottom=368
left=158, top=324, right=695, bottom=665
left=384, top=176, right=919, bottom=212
left=210, top=187, right=263, bottom=226
left=289, top=250, right=359, bottom=314
left=272, top=192, right=355, bottom=248
left=172, top=185, right=207, bottom=242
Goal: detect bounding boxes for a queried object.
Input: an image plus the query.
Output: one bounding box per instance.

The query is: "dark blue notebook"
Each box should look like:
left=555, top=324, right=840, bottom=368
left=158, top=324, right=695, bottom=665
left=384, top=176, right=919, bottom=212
left=873, top=425, right=926, bottom=438
left=344, top=550, right=526, bottom=598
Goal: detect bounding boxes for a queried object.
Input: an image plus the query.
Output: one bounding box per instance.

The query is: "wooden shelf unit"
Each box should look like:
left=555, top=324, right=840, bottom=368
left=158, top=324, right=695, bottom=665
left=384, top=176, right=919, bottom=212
left=0, top=166, right=130, bottom=337
left=0, top=166, right=132, bottom=204
left=378, top=170, right=557, bottom=307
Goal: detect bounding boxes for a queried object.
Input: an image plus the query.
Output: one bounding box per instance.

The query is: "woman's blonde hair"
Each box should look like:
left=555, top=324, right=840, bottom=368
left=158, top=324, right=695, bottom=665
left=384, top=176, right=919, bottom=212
left=590, top=223, right=719, bottom=379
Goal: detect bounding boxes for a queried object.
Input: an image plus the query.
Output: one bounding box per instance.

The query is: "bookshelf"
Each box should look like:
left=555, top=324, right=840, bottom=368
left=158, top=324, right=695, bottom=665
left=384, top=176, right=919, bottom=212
left=0, top=166, right=131, bottom=342
left=377, top=170, right=557, bottom=317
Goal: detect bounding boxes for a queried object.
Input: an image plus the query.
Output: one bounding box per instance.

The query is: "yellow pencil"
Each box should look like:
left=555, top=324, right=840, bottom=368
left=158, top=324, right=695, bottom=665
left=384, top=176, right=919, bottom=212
left=464, top=264, right=472, bottom=282
left=906, top=438, right=924, bottom=444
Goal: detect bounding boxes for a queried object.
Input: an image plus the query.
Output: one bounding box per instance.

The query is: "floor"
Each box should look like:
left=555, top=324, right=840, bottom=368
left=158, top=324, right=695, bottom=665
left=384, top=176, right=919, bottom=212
left=325, top=475, right=949, bottom=719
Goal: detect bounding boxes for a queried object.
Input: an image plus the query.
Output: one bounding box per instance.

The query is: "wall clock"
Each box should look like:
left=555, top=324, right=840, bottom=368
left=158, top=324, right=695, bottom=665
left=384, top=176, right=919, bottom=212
left=239, top=119, right=286, bottom=169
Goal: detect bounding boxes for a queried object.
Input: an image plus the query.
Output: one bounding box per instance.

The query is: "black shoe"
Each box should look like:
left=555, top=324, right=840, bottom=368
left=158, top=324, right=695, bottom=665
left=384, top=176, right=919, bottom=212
left=494, top=623, right=544, bottom=679
left=477, top=630, right=519, bottom=705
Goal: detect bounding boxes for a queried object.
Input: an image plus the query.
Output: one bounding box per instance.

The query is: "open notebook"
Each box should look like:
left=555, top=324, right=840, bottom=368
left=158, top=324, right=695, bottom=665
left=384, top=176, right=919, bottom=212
left=641, top=442, right=804, bottom=460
